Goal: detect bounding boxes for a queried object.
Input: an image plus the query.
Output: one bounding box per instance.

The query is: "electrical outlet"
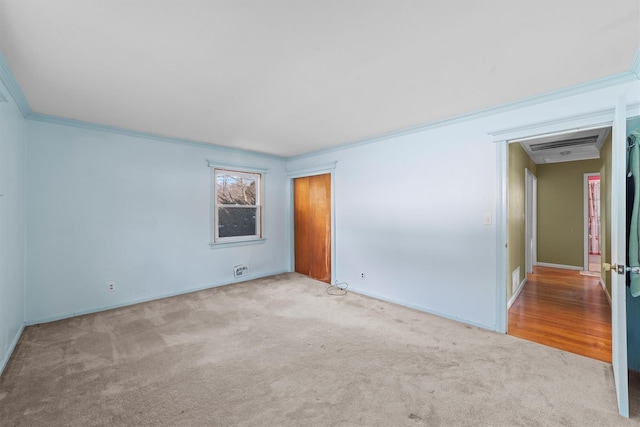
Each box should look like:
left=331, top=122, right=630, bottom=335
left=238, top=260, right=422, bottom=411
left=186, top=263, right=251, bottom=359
left=107, top=281, right=115, bottom=292
left=361, top=272, right=366, bottom=280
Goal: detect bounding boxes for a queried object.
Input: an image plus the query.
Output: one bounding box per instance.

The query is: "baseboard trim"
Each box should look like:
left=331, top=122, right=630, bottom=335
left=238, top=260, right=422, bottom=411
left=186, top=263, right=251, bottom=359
left=26, top=270, right=289, bottom=326
left=508, top=278, right=527, bottom=309
left=346, top=286, right=496, bottom=332
left=536, top=262, right=583, bottom=271
left=600, top=278, right=612, bottom=306
left=0, top=324, right=25, bottom=377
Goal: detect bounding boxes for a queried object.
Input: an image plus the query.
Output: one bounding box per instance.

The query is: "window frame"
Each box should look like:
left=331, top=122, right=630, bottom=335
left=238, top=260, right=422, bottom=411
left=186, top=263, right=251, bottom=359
left=211, top=168, right=263, bottom=246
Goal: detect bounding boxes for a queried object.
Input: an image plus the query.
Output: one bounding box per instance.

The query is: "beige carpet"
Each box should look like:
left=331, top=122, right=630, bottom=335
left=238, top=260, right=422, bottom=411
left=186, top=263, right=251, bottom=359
left=1, top=273, right=639, bottom=426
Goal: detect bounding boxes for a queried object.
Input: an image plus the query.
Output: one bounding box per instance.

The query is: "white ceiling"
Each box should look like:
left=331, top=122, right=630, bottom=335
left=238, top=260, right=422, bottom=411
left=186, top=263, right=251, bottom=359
left=0, top=1, right=638, bottom=158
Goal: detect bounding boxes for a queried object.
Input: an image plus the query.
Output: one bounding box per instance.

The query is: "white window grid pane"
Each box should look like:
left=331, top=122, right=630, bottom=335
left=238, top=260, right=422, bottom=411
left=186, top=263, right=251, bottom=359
left=213, top=169, right=262, bottom=242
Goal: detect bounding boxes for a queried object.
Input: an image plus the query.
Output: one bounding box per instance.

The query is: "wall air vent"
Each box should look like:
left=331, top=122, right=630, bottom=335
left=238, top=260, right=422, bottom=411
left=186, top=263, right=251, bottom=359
left=529, top=135, right=599, bottom=152
left=517, top=126, right=610, bottom=164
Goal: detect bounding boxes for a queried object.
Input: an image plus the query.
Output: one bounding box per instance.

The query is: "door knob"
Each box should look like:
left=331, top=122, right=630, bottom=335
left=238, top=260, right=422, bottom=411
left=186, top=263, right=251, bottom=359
left=603, top=263, right=636, bottom=275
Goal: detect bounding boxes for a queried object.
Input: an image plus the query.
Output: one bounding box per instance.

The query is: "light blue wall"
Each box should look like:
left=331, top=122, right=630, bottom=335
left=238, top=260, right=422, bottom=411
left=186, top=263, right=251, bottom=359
left=286, top=80, right=640, bottom=330
left=0, top=79, right=26, bottom=374
left=25, top=121, right=288, bottom=323
left=288, top=120, right=498, bottom=328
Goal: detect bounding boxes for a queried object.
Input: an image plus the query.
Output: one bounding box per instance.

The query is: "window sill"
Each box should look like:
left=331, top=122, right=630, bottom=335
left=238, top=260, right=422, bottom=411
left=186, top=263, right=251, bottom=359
left=209, top=238, right=267, bottom=249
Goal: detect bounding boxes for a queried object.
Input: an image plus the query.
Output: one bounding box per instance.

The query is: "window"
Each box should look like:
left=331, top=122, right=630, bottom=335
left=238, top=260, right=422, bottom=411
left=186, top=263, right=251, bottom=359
left=213, top=169, right=262, bottom=243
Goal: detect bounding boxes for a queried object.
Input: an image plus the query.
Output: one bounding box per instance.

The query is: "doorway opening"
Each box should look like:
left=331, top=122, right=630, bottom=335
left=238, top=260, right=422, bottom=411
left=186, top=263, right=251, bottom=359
left=585, top=173, right=601, bottom=274
left=506, top=125, right=612, bottom=362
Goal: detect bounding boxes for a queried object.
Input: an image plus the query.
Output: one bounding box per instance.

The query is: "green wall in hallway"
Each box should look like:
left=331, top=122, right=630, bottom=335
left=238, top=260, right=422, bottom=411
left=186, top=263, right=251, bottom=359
left=537, top=159, right=601, bottom=268
left=508, top=143, right=536, bottom=300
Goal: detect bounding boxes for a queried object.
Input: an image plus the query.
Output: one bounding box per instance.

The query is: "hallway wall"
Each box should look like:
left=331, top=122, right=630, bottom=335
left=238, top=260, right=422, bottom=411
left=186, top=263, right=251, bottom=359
left=537, top=159, right=601, bottom=268
left=507, top=143, right=536, bottom=301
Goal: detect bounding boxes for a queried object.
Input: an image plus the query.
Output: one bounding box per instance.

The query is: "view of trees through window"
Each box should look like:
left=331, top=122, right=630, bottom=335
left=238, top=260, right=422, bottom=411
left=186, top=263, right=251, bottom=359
left=215, top=171, right=260, bottom=239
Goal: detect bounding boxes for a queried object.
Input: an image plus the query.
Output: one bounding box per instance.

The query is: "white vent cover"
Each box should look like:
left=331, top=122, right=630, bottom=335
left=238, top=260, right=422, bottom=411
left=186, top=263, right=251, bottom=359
left=529, top=135, right=599, bottom=152
left=234, top=265, right=249, bottom=278
left=517, top=127, right=610, bottom=164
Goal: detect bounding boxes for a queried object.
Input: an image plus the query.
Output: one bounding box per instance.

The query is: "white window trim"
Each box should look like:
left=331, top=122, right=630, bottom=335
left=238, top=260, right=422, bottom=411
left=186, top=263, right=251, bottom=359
left=209, top=166, right=266, bottom=247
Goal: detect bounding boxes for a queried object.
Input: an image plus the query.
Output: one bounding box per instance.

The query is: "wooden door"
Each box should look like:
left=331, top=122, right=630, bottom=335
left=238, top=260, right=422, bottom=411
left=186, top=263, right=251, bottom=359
left=294, top=174, right=331, bottom=283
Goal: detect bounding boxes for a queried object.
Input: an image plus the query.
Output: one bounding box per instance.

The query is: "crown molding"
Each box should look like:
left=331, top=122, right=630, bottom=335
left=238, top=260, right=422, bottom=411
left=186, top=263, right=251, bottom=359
left=0, top=49, right=285, bottom=161
left=631, top=48, right=640, bottom=79
left=27, top=113, right=286, bottom=161
left=3, top=45, right=639, bottom=162
left=287, top=70, right=638, bottom=161
left=0, top=51, right=31, bottom=117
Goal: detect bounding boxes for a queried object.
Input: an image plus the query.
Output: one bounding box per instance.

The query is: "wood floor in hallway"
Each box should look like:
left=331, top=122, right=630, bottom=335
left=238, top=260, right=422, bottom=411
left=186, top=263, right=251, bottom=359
left=508, top=266, right=612, bottom=363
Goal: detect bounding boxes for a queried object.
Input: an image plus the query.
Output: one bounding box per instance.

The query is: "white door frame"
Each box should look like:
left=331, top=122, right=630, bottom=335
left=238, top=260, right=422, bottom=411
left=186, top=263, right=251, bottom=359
left=525, top=168, right=537, bottom=274
left=286, top=162, right=337, bottom=285
left=533, top=176, right=538, bottom=269
left=493, top=107, right=615, bottom=334
left=584, top=172, right=601, bottom=272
